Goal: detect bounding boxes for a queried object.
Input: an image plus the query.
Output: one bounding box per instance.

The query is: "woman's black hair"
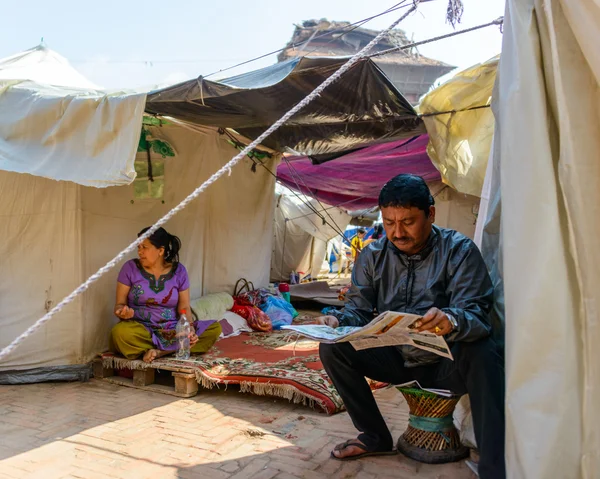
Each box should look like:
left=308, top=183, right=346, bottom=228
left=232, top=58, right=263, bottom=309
left=138, top=227, right=181, bottom=263
left=378, top=174, right=434, bottom=215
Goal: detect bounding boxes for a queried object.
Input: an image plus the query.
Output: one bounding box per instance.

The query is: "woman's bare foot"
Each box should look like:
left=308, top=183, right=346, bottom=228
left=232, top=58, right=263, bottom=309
left=142, top=349, right=170, bottom=363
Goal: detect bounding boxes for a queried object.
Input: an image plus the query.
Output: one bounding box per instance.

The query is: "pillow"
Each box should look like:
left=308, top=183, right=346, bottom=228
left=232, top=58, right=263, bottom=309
left=190, top=292, right=234, bottom=320
left=218, top=311, right=252, bottom=339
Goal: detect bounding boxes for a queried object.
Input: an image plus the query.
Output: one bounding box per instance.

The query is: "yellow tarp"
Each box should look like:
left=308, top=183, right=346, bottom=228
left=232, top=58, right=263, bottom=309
left=419, top=56, right=499, bottom=197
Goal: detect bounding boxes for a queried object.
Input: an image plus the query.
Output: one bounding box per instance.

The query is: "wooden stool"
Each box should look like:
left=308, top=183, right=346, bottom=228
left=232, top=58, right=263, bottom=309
left=396, top=387, right=469, bottom=464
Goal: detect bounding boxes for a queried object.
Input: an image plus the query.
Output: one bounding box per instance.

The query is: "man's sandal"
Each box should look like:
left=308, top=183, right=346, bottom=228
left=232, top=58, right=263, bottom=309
left=330, top=439, right=397, bottom=461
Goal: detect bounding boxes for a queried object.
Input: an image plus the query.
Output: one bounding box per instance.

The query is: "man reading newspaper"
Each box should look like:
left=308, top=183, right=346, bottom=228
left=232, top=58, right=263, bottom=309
left=317, top=174, right=504, bottom=479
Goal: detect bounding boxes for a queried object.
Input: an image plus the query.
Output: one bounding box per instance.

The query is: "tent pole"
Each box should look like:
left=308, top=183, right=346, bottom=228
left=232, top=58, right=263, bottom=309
left=280, top=219, right=288, bottom=282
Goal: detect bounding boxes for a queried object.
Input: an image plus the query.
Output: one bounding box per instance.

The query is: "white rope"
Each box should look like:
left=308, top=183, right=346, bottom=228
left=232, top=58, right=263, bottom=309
left=0, top=2, right=420, bottom=362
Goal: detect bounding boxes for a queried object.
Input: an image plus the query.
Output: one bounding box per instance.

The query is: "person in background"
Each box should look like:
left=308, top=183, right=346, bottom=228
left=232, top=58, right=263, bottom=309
left=350, top=228, right=367, bottom=263
left=111, top=227, right=221, bottom=363
left=363, top=224, right=384, bottom=247
left=316, top=174, right=505, bottom=479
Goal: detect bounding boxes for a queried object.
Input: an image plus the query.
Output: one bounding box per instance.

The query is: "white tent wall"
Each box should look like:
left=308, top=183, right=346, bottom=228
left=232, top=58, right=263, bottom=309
left=492, top=0, right=600, bottom=477
left=0, top=124, right=279, bottom=371
left=270, top=213, right=314, bottom=282
left=271, top=235, right=328, bottom=282
left=309, top=239, right=329, bottom=277
left=0, top=172, right=85, bottom=370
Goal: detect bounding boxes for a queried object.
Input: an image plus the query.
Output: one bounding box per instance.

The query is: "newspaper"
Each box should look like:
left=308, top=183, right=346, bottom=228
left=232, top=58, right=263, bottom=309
left=281, top=311, right=453, bottom=360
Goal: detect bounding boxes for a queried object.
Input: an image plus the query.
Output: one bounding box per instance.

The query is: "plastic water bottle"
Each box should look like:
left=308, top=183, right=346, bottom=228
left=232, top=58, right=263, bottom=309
left=279, top=283, right=291, bottom=303
left=175, top=309, right=191, bottom=360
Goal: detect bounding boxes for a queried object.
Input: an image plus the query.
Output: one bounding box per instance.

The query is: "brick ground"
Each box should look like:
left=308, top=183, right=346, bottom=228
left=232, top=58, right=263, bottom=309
left=0, top=380, right=475, bottom=479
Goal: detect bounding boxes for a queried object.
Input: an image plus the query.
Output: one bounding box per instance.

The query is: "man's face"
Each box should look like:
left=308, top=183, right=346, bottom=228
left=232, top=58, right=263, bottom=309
left=381, top=205, right=435, bottom=255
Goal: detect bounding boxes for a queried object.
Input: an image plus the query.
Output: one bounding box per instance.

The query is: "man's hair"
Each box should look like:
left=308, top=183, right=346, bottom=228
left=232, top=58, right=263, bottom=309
left=357, top=228, right=366, bottom=234
left=378, top=174, right=434, bottom=214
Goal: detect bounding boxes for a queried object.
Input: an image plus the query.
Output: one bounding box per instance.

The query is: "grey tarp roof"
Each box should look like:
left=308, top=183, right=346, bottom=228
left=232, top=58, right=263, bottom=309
left=145, top=56, right=425, bottom=156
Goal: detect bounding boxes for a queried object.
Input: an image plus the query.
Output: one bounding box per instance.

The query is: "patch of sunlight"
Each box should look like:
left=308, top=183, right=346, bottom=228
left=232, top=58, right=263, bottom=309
left=452, top=139, right=475, bottom=177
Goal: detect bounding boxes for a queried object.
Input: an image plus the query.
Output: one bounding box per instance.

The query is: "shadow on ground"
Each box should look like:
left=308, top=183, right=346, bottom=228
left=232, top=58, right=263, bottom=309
left=0, top=378, right=475, bottom=478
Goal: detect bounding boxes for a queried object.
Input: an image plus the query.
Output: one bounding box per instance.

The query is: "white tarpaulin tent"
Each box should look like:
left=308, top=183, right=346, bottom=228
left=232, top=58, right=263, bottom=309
left=0, top=45, right=146, bottom=187
left=270, top=190, right=351, bottom=281
left=0, top=48, right=278, bottom=376
left=481, top=0, right=600, bottom=477
left=0, top=44, right=101, bottom=89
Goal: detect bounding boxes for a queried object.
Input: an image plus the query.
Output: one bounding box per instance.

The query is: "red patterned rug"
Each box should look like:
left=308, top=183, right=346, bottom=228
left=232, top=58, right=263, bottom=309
left=101, top=327, right=385, bottom=414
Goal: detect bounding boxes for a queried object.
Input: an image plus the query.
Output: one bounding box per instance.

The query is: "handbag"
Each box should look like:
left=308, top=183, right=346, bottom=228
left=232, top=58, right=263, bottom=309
left=233, top=278, right=270, bottom=307
left=232, top=279, right=272, bottom=332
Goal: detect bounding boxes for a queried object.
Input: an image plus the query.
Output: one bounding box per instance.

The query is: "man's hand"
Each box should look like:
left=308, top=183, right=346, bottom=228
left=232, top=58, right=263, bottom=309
left=315, top=315, right=339, bottom=328
left=115, top=305, right=135, bottom=320
left=414, top=307, right=453, bottom=336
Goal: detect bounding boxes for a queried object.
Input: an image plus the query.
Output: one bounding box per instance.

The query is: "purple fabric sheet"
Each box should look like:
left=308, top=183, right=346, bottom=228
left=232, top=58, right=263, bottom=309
left=276, top=135, right=440, bottom=210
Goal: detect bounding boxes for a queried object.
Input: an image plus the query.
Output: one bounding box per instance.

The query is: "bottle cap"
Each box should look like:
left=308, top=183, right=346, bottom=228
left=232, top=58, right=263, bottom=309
left=278, top=283, right=290, bottom=293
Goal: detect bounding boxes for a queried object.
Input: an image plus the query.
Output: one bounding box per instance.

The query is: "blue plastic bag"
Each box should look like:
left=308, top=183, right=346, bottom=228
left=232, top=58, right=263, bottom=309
left=261, top=296, right=298, bottom=330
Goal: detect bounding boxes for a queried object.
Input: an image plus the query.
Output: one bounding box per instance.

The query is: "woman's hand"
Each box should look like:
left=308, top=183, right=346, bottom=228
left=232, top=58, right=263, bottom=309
left=115, top=305, right=135, bottom=320
left=115, top=283, right=133, bottom=320
left=189, top=331, right=199, bottom=347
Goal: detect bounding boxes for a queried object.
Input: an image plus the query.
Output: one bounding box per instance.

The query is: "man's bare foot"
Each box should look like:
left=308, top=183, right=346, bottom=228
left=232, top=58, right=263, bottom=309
left=331, top=439, right=397, bottom=461
left=332, top=439, right=367, bottom=459
left=142, top=349, right=170, bottom=363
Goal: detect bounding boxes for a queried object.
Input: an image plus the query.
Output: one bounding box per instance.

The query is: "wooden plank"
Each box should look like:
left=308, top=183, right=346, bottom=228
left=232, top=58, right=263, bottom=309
left=93, top=359, right=114, bottom=379
left=133, top=368, right=155, bottom=387
left=173, top=372, right=198, bottom=398
left=100, top=376, right=198, bottom=399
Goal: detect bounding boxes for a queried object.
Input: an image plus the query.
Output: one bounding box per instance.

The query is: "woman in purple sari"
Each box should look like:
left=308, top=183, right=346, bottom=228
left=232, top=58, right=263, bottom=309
left=111, top=227, right=221, bottom=363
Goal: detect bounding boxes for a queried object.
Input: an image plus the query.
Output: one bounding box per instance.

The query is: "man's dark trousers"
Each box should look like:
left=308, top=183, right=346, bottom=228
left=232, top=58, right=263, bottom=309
left=320, top=339, right=505, bottom=479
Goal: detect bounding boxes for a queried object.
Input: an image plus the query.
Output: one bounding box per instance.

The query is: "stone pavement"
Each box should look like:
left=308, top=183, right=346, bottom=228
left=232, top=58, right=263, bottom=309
left=0, top=380, right=475, bottom=479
